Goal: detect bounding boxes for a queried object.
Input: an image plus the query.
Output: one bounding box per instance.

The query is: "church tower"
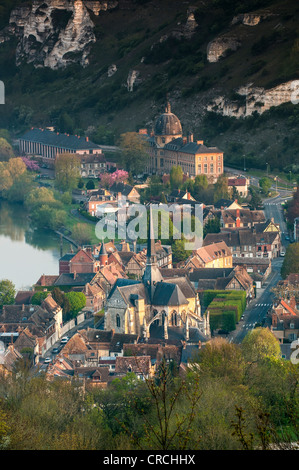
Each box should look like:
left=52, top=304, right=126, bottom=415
left=142, top=206, right=163, bottom=303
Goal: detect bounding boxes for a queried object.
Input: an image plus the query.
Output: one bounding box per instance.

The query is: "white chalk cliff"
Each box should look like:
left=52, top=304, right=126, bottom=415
left=207, top=80, right=298, bottom=117
left=0, top=0, right=118, bottom=69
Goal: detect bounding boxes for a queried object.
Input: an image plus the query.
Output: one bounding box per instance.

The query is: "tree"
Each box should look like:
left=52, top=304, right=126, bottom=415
left=0, top=137, right=14, bottom=161
left=118, top=132, right=149, bottom=175
left=214, top=174, right=229, bottom=202
left=77, top=178, right=85, bottom=189
left=31, top=292, right=48, bottom=305
left=171, top=239, right=192, bottom=263
left=194, top=174, right=208, bottom=190
left=0, top=162, right=13, bottom=191
left=259, top=177, right=272, bottom=195
left=249, top=188, right=262, bottom=210
left=170, top=166, right=183, bottom=190
left=64, top=292, right=86, bottom=318
left=86, top=179, right=95, bottom=190
left=0, top=158, right=26, bottom=192
left=72, top=223, right=93, bottom=245
left=192, top=338, right=245, bottom=384
left=55, top=153, right=81, bottom=192
left=0, top=279, right=16, bottom=309
left=203, top=217, right=220, bottom=237
left=4, top=172, right=34, bottom=203
left=25, top=187, right=57, bottom=210
left=281, top=243, right=299, bottom=278
left=241, top=327, right=281, bottom=363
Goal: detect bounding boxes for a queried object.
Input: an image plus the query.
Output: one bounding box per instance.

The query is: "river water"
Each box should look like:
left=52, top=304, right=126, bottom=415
left=0, top=200, right=68, bottom=290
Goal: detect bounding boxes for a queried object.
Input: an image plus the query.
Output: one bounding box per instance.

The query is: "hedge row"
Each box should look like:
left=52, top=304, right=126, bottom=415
left=205, top=290, right=247, bottom=333
left=208, top=307, right=237, bottom=332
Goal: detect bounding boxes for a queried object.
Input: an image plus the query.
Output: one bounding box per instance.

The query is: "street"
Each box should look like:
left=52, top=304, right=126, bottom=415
left=230, top=257, right=283, bottom=344
left=227, top=182, right=292, bottom=344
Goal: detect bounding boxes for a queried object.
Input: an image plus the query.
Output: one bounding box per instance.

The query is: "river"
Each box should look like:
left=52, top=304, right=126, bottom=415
left=0, top=200, right=69, bottom=290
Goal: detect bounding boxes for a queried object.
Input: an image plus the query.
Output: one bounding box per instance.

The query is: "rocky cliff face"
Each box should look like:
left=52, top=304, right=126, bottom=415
left=207, top=80, right=298, bottom=117
left=0, top=0, right=118, bottom=69
left=207, top=35, right=241, bottom=63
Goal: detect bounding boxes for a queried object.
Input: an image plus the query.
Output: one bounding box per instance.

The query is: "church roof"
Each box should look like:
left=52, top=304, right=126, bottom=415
left=154, top=102, right=182, bottom=137
left=152, top=282, right=189, bottom=307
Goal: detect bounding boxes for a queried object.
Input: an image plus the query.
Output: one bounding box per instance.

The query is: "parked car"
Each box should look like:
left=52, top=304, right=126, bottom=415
left=52, top=347, right=60, bottom=354
left=280, top=251, right=286, bottom=257
left=60, top=336, right=69, bottom=344
left=44, top=357, right=52, bottom=364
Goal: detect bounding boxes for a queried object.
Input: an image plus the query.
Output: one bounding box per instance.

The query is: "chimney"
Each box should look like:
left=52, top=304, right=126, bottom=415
left=112, top=328, right=115, bottom=338
left=289, top=297, right=296, bottom=310
left=187, top=132, right=194, bottom=143
left=236, top=209, right=241, bottom=228
left=86, top=136, right=89, bottom=142
left=22, top=304, right=25, bottom=311
left=73, top=271, right=77, bottom=280
left=187, top=192, right=191, bottom=200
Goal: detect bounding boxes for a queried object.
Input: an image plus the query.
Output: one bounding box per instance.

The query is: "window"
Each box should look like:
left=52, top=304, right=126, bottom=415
left=116, top=314, right=120, bottom=328
left=204, top=164, right=208, bottom=174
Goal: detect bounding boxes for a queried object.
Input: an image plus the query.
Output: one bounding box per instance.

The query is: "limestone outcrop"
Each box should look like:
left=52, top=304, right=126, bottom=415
left=207, top=80, right=298, bottom=117
left=207, top=35, right=241, bottom=63
left=0, top=0, right=118, bottom=69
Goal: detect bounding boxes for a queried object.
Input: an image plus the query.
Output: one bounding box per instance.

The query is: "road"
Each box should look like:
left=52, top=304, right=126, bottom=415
left=229, top=257, right=283, bottom=344
left=227, top=184, right=292, bottom=344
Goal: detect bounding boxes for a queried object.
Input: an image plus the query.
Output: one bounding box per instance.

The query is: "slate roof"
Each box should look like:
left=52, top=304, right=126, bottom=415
left=20, top=128, right=100, bottom=150
left=54, top=272, right=97, bottom=287
left=188, top=268, right=234, bottom=282
left=164, top=137, right=222, bottom=154
left=109, top=182, right=137, bottom=197
left=152, top=282, right=189, bottom=307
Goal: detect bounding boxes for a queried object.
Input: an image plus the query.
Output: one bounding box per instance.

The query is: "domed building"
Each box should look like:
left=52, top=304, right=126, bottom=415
left=153, top=102, right=183, bottom=147
left=146, top=101, right=224, bottom=183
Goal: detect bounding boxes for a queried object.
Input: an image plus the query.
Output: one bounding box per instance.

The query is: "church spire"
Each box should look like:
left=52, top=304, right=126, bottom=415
left=147, top=205, right=157, bottom=263
left=142, top=205, right=163, bottom=303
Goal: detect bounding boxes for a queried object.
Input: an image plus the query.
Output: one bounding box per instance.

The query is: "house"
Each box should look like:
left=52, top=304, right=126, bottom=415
left=115, top=355, right=153, bottom=379
left=184, top=241, right=232, bottom=269
left=0, top=345, right=23, bottom=377
left=232, top=257, right=272, bottom=287
left=74, top=367, right=110, bottom=388
left=268, top=297, right=299, bottom=344
left=85, top=191, right=116, bottom=217
left=109, top=182, right=140, bottom=204
left=13, top=328, right=39, bottom=361
left=59, top=248, right=98, bottom=275
left=0, top=294, right=63, bottom=356
left=79, top=153, right=107, bottom=178
left=123, top=342, right=182, bottom=369
left=187, top=266, right=254, bottom=300
left=203, top=229, right=281, bottom=259
left=228, top=176, right=250, bottom=198
left=167, top=189, right=196, bottom=204
left=220, top=202, right=266, bottom=229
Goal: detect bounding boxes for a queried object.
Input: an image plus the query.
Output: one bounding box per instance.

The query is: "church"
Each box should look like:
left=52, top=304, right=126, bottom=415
left=145, top=102, right=224, bottom=183
left=104, top=207, right=210, bottom=341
